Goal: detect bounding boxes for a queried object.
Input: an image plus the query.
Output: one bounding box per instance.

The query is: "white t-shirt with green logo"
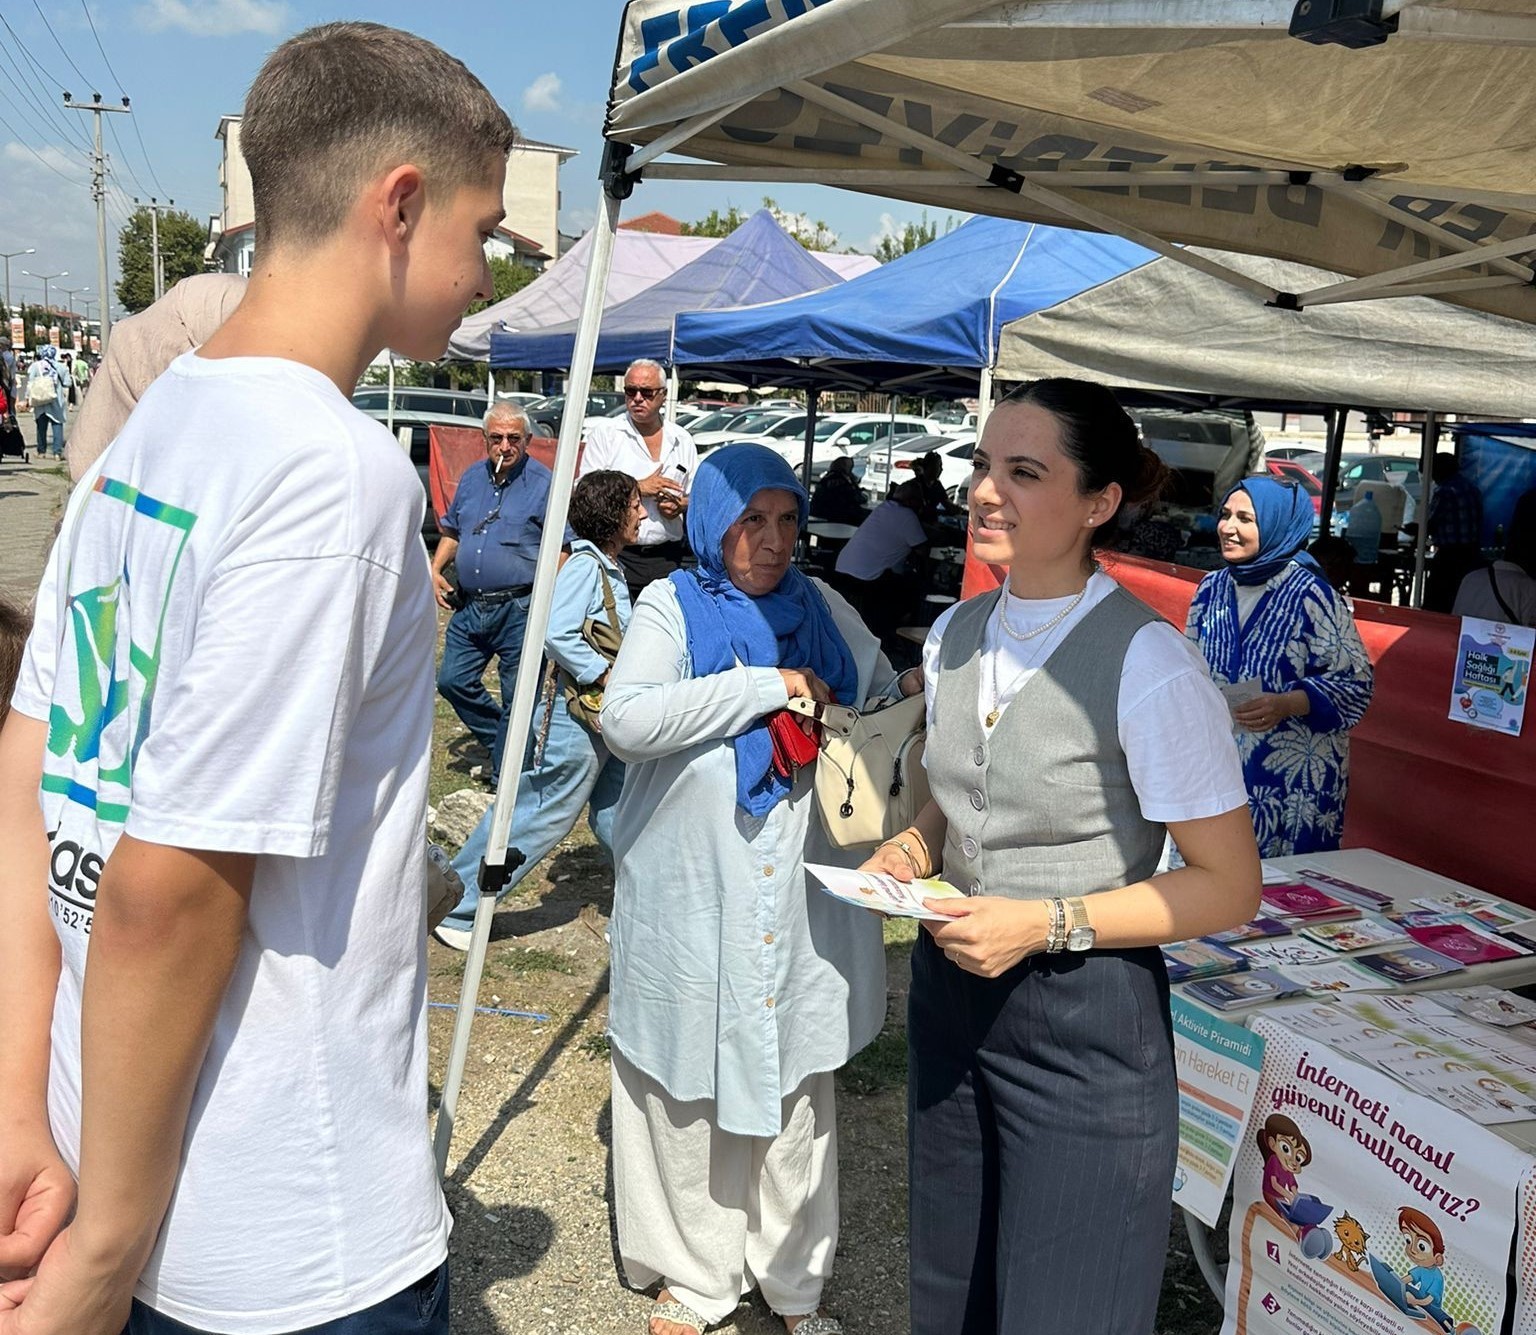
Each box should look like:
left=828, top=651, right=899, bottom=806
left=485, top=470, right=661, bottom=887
left=12, top=352, right=449, bottom=1332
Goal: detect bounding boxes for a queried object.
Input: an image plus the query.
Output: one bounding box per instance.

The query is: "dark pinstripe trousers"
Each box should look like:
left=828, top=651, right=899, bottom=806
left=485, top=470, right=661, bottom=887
left=907, top=933, right=1178, bottom=1334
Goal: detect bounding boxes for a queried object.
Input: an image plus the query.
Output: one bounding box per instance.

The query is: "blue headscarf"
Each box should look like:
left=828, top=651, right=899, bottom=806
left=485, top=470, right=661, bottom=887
left=669, top=444, right=859, bottom=818
left=1222, top=475, right=1323, bottom=586
left=38, top=344, right=58, bottom=363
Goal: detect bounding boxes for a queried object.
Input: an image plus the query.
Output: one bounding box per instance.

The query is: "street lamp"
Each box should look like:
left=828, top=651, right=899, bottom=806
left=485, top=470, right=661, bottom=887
left=58, top=285, right=89, bottom=346
left=22, top=269, right=68, bottom=331
left=0, top=247, right=36, bottom=321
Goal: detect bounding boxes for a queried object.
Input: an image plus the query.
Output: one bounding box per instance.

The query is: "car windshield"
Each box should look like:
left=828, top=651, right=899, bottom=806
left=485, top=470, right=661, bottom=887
left=815, top=418, right=857, bottom=440
left=761, top=416, right=805, bottom=438
left=728, top=412, right=784, bottom=434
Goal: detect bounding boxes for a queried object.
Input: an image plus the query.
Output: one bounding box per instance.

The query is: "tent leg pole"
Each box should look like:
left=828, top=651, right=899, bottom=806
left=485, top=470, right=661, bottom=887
left=1411, top=413, right=1440, bottom=610
left=883, top=393, right=896, bottom=498
left=666, top=365, right=679, bottom=426
left=976, top=365, right=994, bottom=437
left=800, top=387, right=819, bottom=495
left=1320, top=407, right=1349, bottom=536
left=432, top=179, right=625, bottom=1179
left=487, top=364, right=495, bottom=402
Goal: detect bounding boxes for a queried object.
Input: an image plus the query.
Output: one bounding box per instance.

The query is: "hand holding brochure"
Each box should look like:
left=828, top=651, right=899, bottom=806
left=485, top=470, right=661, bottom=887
left=806, top=863, right=967, bottom=920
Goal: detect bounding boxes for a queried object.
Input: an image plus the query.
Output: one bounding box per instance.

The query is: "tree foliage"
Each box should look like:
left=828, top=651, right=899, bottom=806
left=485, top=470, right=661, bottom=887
left=872, top=211, right=951, bottom=263
left=681, top=197, right=839, bottom=251
left=116, top=207, right=208, bottom=313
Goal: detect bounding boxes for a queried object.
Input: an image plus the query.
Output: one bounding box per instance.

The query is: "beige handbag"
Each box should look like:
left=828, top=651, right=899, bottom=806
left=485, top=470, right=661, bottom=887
left=791, top=692, right=931, bottom=849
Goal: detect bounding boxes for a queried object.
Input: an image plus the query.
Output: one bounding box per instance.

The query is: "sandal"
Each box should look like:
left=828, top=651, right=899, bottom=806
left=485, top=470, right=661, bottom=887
left=649, top=1296, right=708, bottom=1334
left=782, top=1316, right=843, bottom=1335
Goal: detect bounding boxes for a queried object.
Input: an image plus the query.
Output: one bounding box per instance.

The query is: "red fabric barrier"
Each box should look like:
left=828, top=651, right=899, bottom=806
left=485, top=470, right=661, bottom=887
left=426, top=425, right=488, bottom=523
left=426, top=428, right=582, bottom=525
left=960, top=549, right=1536, bottom=903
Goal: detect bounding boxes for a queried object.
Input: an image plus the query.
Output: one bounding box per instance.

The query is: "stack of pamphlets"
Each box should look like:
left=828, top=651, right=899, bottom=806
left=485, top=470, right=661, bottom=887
left=1182, top=969, right=1308, bottom=1011
left=1298, top=915, right=1408, bottom=953
left=1260, top=882, right=1362, bottom=925
left=1161, top=938, right=1250, bottom=983
left=1295, top=867, right=1395, bottom=912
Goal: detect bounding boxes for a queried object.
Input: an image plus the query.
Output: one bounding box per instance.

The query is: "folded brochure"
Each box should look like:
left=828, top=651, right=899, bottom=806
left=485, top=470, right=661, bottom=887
left=806, top=863, right=967, bottom=920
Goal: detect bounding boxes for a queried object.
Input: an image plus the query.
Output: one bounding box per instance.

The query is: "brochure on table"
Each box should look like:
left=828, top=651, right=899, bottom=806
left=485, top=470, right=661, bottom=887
left=1172, top=995, right=1266, bottom=1228
left=1220, top=1015, right=1531, bottom=1335
left=1449, top=616, right=1533, bottom=736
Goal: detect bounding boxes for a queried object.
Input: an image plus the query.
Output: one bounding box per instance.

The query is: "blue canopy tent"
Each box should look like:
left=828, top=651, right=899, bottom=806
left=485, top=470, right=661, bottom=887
left=488, top=208, right=844, bottom=372
left=671, top=216, right=1155, bottom=397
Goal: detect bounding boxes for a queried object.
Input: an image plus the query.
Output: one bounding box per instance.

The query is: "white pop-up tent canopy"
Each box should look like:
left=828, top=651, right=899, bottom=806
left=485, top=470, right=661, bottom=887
left=432, top=0, right=1536, bottom=1170
left=995, top=247, right=1536, bottom=418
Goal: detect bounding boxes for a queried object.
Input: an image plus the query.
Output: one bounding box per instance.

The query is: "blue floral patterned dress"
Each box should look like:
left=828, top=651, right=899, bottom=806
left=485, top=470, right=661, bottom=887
left=1185, top=560, right=1374, bottom=857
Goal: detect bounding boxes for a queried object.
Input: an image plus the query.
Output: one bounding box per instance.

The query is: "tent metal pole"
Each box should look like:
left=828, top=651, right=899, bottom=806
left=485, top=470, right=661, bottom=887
left=882, top=393, right=896, bottom=498
left=666, top=365, right=679, bottom=426
left=1411, top=413, right=1440, bottom=609
left=800, top=387, right=819, bottom=494
left=1320, top=408, right=1349, bottom=537
left=487, top=364, right=495, bottom=402
left=433, top=179, right=624, bottom=1178
left=1293, top=232, right=1536, bottom=307
left=977, top=365, right=994, bottom=437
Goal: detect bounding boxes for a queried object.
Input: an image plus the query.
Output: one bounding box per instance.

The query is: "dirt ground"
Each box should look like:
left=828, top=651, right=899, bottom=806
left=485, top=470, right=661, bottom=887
left=424, top=783, right=1230, bottom=1335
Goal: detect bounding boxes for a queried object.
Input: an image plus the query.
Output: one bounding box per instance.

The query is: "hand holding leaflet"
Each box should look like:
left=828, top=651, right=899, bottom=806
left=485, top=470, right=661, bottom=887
left=806, top=863, right=966, bottom=920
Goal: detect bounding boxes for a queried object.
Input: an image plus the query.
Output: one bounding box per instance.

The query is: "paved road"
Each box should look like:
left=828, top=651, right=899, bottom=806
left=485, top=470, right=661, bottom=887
left=0, top=454, right=71, bottom=608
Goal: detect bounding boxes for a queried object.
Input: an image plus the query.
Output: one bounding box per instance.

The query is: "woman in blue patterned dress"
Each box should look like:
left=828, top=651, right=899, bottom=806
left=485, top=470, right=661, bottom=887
left=1186, top=475, right=1374, bottom=857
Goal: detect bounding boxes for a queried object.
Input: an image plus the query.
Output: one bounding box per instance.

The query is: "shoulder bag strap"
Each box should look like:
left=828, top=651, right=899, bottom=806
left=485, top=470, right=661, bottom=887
left=1488, top=566, right=1519, bottom=623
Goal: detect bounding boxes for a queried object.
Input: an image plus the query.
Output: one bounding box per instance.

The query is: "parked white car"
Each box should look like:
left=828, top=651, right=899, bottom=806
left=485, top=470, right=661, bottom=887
left=860, top=432, right=976, bottom=502
left=926, top=411, right=979, bottom=435
left=692, top=408, right=796, bottom=451
left=758, top=413, right=932, bottom=476
left=721, top=412, right=810, bottom=452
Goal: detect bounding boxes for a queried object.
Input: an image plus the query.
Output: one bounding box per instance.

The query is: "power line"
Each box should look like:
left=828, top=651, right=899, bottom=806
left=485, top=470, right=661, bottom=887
left=32, top=0, right=93, bottom=89
left=0, top=72, right=71, bottom=153
left=128, top=113, right=169, bottom=199
left=0, top=106, right=89, bottom=185
left=105, top=116, right=151, bottom=197
left=0, top=16, right=92, bottom=151
left=78, top=0, right=125, bottom=94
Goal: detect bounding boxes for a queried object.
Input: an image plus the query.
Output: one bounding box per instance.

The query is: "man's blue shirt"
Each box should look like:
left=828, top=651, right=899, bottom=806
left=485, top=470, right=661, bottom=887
left=442, top=454, right=552, bottom=594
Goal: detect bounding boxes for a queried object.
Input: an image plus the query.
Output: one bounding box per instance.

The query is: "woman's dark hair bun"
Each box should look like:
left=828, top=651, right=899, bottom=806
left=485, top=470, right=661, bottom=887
left=996, top=378, right=1168, bottom=546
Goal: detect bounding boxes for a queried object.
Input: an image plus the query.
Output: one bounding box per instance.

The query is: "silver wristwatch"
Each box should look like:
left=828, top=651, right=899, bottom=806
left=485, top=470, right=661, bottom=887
left=1063, top=896, right=1096, bottom=952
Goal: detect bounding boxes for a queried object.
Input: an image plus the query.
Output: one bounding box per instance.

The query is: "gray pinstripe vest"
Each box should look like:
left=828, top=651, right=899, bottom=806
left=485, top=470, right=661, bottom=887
left=930, top=585, right=1167, bottom=900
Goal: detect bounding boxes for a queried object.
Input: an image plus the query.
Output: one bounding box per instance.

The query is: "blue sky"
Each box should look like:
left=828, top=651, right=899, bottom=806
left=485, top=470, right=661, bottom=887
left=0, top=0, right=947, bottom=321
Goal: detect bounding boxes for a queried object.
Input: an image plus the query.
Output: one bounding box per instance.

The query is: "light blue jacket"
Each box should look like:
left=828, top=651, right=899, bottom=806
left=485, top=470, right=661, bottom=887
left=548, top=540, right=630, bottom=681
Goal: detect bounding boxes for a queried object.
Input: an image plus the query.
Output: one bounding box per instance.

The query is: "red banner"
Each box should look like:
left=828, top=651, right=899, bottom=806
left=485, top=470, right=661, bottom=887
left=427, top=426, right=579, bottom=526
left=962, top=550, right=1536, bottom=904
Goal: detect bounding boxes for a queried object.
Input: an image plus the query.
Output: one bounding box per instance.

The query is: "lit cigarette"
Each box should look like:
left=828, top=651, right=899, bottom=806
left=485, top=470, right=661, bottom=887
left=494, top=456, right=506, bottom=475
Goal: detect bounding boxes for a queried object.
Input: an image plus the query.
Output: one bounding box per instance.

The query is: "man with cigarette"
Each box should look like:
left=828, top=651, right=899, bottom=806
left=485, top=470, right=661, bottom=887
left=432, top=403, right=553, bottom=785
left=579, top=357, right=697, bottom=603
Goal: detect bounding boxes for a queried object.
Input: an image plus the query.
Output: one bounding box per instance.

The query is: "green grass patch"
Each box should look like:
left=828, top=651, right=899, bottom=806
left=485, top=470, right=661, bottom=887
left=487, top=946, right=576, bottom=978
left=577, top=1031, right=611, bottom=1060
left=839, top=1023, right=908, bottom=1097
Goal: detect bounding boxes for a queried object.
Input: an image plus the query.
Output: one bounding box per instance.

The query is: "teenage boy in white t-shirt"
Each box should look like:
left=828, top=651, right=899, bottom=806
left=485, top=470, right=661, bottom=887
left=0, top=23, right=515, bottom=1335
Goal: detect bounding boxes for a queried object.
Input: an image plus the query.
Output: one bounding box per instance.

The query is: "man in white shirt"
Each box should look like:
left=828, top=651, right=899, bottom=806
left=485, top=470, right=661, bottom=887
left=580, top=357, right=698, bottom=601
left=0, top=23, right=515, bottom=1335
left=834, top=481, right=929, bottom=641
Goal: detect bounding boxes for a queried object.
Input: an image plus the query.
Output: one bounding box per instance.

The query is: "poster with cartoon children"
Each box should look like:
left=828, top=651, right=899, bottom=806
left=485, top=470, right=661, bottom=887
left=1221, top=1018, right=1531, bottom=1335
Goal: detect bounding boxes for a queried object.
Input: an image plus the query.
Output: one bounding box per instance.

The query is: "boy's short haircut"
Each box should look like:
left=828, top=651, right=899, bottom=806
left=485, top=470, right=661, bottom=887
left=1397, top=1206, right=1444, bottom=1255
left=242, top=22, right=517, bottom=250
left=0, top=594, right=33, bottom=726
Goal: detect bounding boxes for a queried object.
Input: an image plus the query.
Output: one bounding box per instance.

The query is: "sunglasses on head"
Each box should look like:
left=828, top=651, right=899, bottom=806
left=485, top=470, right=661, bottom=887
left=623, top=385, right=662, bottom=400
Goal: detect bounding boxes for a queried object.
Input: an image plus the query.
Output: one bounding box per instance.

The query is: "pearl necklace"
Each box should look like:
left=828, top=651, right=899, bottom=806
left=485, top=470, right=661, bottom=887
left=984, top=581, right=1091, bottom=727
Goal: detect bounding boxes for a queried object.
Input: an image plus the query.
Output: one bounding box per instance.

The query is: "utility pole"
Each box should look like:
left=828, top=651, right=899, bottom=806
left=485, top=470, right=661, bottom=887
left=64, top=92, right=130, bottom=358
left=0, top=247, right=36, bottom=321
left=135, top=197, right=176, bottom=301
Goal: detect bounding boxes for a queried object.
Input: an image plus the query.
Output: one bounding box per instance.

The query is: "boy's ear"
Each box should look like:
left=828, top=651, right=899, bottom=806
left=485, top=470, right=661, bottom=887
left=379, top=164, right=427, bottom=254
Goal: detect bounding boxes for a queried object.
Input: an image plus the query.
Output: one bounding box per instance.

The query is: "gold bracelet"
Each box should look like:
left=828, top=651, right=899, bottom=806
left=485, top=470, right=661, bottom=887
left=879, top=838, right=924, bottom=877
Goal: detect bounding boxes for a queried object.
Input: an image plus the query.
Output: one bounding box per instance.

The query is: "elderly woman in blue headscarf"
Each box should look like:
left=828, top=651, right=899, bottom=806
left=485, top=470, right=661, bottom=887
left=1186, top=475, right=1373, bottom=858
left=602, top=444, right=918, bottom=1335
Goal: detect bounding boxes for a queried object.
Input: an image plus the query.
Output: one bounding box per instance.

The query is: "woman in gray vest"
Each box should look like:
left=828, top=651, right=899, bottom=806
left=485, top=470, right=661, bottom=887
left=861, top=379, right=1262, bottom=1334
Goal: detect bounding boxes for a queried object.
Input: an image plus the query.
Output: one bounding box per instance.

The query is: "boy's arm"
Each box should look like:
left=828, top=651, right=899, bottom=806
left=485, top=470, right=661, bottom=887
left=0, top=712, right=72, bottom=1280
left=1, top=837, right=253, bottom=1335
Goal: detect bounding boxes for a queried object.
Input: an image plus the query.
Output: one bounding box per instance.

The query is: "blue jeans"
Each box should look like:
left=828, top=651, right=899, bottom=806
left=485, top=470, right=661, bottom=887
left=122, top=1261, right=448, bottom=1334
left=444, top=692, right=624, bottom=929
left=34, top=410, right=63, bottom=457
left=437, top=593, right=530, bottom=784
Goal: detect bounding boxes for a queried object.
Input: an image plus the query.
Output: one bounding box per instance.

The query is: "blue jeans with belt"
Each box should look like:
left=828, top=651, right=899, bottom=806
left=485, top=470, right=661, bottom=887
left=443, top=690, right=624, bottom=930
left=122, top=1261, right=449, bottom=1334
left=437, top=591, right=530, bottom=784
